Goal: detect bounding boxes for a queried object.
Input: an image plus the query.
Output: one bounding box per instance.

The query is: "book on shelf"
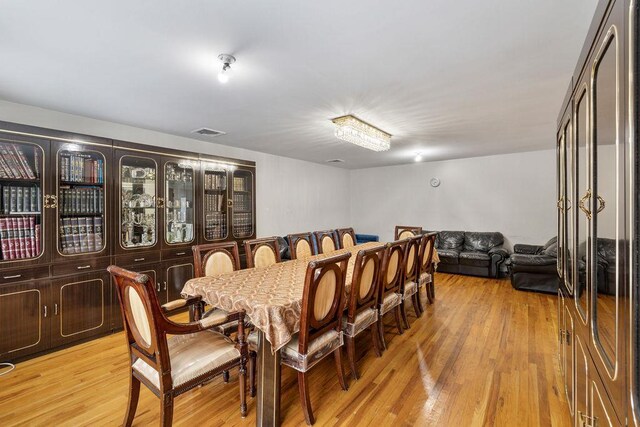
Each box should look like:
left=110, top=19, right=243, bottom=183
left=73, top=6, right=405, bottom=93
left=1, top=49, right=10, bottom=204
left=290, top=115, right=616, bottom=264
left=0, top=215, right=39, bottom=260
left=60, top=153, right=104, bottom=184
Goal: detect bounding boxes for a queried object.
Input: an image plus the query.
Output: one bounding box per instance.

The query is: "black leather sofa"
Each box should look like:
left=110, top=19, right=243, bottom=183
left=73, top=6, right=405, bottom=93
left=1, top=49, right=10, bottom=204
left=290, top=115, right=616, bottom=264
left=508, top=237, right=559, bottom=294
left=433, top=231, right=509, bottom=278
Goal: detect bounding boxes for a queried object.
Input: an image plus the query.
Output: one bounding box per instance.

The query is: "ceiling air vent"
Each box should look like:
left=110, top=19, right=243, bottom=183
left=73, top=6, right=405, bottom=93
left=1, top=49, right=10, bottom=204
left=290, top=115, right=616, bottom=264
left=326, top=159, right=345, bottom=164
left=192, top=127, right=226, bottom=137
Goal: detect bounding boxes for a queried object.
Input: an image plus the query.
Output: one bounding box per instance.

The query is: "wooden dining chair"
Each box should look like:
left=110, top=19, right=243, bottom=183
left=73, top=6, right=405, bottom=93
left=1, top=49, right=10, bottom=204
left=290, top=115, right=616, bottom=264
left=108, top=265, right=249, bottom=426
left=400, top=235, right=422, bottom=328
left=288, top=232, right=317, bottom=259
left=394, top=225, right=423, bottom=240
left=377, top=240, right=407, bottom=350
left=418, top=232, right=438, bottom=307
left=244, top=237, right=281, bottom=268
left=336, top=227, right=357, bottom=249
left=283, top=252, right=351, bottom=425
left=313, top=229, right=339, bottom=254
left=343, top=245, right=385, bottom=380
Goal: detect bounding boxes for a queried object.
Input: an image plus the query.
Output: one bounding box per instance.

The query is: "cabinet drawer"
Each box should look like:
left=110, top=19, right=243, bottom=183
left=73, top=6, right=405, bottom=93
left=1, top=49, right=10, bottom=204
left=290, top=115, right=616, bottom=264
left=51, top=257, right=111, bottom=278
left=115, top=252, right=161, bottom=267
left=0, top=266, right=50, bottom=285
left=162, top=248, right=193, bottom=260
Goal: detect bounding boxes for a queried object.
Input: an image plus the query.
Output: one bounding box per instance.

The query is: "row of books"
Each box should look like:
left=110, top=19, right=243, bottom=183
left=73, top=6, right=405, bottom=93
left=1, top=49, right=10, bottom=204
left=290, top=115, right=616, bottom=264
left=59, top=216, right=104, bottom=254
left=232, top=193, right=251, bottom=211
left=2, top=186, right=42, bottom=214
left=60, top=153, right=104, bottom=183
left=60, top=187, right=104, bottom=215
left=204, top=173, right=227, bottom=190
left=0, top=143, right=38, bottom=180
left=0, top=216, right=41, bottom=260
left=232, top=213, right=252, bottom=237
left=205, top=213, right=227, bottom=240
left=205, top=193, right=225, bottom=212
left=233, top=176, right=250, bottom=192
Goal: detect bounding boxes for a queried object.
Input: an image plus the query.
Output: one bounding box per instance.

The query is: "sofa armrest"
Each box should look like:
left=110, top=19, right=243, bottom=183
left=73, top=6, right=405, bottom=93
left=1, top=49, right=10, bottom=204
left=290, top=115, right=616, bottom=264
left=513, top=244, right=543, bottom=255
left=488, top=245, right=510, bottom=259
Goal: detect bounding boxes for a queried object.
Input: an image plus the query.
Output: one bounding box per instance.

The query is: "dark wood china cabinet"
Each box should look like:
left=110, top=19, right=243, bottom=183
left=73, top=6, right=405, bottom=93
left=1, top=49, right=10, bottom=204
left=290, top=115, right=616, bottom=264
left=557, top=0, right=639, bottom=425
left=0, top=123, right=255, bottom=362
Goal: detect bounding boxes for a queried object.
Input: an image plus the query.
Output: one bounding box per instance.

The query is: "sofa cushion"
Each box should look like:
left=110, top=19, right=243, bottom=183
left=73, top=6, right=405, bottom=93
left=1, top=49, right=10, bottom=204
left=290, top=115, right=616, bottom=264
left=543, top=242, right=558, bottom=257
left=436, top=248, right=460, bottom=264
left=459, top=251, right=491, bottom=267
left=510, top=253, right=556, bottom=266
left=437, top=231, right=465, bottom=250
left=463, top=232, right=504, bottom=252
left=596, top=238, right=616, bottom=264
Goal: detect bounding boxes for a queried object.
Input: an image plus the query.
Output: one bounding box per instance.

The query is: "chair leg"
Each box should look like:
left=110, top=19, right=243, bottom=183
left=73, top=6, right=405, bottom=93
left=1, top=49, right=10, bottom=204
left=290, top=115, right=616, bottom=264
left=412, top=292, right=423, bottom=318
left=123, top=375, right=141, bottom=427
left=160, top=393, right=174, bottom=427
left=377, top=317, right=387, bottom=351
left=429, top=280, right=436, bottom=302
left=371, top=325, right=383, bottom=357
left=239, top=361, right=248, bottom=417
left=334, top=348, right=348, bottom=391
left=400, top=300, right=410, bottom=329
left=223, top=370, right=230, bottom=383
left=249, top=351, right=257, bottom=397
left=345, top=335, right=359, bottom=380
left=394, top=306, right=404, bottom=335
left=298, top=372, right=315, bottom=425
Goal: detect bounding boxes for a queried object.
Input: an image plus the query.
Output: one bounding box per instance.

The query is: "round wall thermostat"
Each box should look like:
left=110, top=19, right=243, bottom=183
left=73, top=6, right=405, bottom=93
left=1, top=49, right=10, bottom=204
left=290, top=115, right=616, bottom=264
left=430, top=178, right=441, bottom=187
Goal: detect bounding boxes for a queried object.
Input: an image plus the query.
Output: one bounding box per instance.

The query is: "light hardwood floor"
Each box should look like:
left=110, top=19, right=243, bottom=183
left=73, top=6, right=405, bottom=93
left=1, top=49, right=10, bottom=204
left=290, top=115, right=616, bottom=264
left=0, top=273, right=570, bottom=426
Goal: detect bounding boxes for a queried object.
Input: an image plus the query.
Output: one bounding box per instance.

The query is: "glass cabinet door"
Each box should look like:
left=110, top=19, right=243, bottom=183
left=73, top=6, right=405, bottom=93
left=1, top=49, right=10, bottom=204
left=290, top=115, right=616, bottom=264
left=575, top=87, right=589, bottom=321
left=120, top=155, right=158, bottom=249
left=164, top=160, right=195, bottom=245
left=557, top=133, right=566, bottom=279
left=202, top=163, right=229, bottom=241
left=591, top=28, right=620, bottom=371
left=232, top=169, right=254, bottom=239
left=0, top=137, right=46, bottom=262
left=564, top=118, right=574, bottom=293
left=56, top=145, right=106, bottom=256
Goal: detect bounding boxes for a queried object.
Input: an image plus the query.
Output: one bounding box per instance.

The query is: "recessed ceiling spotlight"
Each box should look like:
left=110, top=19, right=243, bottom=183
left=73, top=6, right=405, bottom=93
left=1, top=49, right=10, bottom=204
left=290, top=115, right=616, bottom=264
left=217, top=54, right=236, bottom=84
left=414, top=153, right=423, bottom=162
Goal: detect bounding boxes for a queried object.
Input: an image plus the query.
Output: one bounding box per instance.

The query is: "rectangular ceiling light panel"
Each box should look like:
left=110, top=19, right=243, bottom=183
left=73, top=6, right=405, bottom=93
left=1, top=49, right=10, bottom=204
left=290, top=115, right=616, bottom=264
left=332, top=115, right=391, bottom=152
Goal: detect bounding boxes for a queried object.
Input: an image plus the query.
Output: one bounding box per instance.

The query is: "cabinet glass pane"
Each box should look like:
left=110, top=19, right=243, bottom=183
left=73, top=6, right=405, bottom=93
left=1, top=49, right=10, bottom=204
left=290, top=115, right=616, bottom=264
left=564, top=120, right=574, bottom=291
left=232, top=170, right=253, bottom=238
left=203, top=164, right=228, bottom=241
left=575, top=90, right=589, bottom=319
left=593, top=34, right=618, bottom=366
left=164, top=161, right=195, bottom=244
left=0, top=139, right=45, bottom=261
left=557, top=136, right=565, bottom=277
left=57, top=148, right=106, bottom=255
left=120, top=156, right=157, bottom=248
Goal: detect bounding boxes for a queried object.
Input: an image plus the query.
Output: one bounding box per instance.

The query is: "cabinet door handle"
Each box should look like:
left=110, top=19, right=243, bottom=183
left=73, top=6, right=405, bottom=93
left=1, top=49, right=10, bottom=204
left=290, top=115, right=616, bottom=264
left=578, top=190, right=592, bottom=220
left=77, top=265, right=92, bottom=270
left=3, top=274, right=22, bottom=279
left=176, top=252, right=186, bottom=256
left=43, top=305, right=48, bottom=318
left=157, top=282, right=160, bottom=292
left=163, top=281, right=167, bottom=291
left=134, top=258, right=145, bottom=262
left=54, top=303, right=59, bottom=316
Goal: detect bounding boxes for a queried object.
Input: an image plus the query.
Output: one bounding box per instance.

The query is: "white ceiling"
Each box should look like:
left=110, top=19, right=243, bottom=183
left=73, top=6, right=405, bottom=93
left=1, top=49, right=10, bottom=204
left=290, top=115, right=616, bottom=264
left=0, top=0, right=598, bottom=169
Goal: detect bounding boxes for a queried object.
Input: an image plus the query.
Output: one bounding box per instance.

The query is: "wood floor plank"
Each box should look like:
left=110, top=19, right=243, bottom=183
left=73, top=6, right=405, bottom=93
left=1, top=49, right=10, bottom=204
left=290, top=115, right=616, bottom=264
left=0, top=273, right=570, bottom=426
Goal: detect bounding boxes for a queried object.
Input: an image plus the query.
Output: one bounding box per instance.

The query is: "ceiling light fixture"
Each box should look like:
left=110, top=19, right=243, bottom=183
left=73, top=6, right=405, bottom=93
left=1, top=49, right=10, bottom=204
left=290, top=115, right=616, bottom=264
left=217, top=54, right=236, bottom=84
left=331, top=115, right=391, bottom=152
left=414, top=153, right=423, bottom=162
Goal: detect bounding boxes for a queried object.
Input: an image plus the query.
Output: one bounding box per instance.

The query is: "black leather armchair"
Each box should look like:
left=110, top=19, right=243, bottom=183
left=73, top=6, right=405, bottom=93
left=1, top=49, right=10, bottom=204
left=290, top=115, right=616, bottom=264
left=435, top=231, right=509, bottom=278
left=508, top=237, right=559, bottom=294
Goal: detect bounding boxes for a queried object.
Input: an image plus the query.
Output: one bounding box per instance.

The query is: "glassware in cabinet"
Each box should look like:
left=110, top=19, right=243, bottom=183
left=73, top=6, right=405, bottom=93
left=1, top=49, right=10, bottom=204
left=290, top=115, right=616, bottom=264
left=119, top=155, right=158, bottom=249
left=164, top=160, right=195, bottom=245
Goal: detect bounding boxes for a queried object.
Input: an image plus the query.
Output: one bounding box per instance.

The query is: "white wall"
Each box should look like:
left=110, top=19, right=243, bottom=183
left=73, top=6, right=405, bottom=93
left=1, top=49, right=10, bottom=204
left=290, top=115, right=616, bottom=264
left=0, top=100, right=351, bottom=237
left=349, top=150, right=557, bottom=249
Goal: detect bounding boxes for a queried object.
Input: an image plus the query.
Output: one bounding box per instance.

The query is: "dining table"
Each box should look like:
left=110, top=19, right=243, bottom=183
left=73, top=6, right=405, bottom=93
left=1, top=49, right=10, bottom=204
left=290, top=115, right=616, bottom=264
left=181, top=240, right=439, bottom=426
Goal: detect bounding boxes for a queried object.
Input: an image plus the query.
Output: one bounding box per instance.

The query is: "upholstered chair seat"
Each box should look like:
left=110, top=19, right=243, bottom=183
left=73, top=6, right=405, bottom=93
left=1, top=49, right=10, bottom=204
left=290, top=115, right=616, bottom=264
left=381, top=292, right=402, bottom=314
left=418, top=272, right=433, bottom=287
left=403, top=281, right=417, bottom=298
left=342, top=308, right=378, bottom=338
left=281, top=330, right=344, bottom=372
left=132, top=331, right=240, bottom=389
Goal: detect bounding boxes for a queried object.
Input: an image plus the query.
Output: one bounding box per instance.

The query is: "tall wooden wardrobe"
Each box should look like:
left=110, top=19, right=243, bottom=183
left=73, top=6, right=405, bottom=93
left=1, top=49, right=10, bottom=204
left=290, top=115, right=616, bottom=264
left=556, top=0, right=639, bottom=425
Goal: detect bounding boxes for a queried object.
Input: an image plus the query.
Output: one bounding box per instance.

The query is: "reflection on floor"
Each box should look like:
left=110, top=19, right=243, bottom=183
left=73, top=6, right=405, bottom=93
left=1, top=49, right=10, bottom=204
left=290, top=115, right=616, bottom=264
left=0, top=273, right=570, bottom=426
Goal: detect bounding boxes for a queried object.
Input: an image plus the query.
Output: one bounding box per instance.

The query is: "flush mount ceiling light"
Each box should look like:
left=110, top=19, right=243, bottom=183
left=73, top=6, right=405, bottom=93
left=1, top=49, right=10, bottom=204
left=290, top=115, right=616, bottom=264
left=331, top=115, right=391, bottom=152
left=217, top=54, right=236, bottom=84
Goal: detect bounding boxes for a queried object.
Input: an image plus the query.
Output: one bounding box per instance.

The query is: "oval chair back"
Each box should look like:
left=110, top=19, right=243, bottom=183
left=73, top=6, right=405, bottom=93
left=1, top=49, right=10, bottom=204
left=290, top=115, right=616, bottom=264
left=379, top=240, right=407, bottom=298
left=192, top=242, right=241, bottom=277
left=244, top=237, right=281, bottom=268
left=404, top=235, right=422, bottom=284
left=288, top=232, right=317, bottom=260
left=347, top=245, right=384, bottom=322
left=313, top=230, right=339, bottom=254
left=394, top=225, right=423, bottom=240
left=336, top=227, right=357, bottom=249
